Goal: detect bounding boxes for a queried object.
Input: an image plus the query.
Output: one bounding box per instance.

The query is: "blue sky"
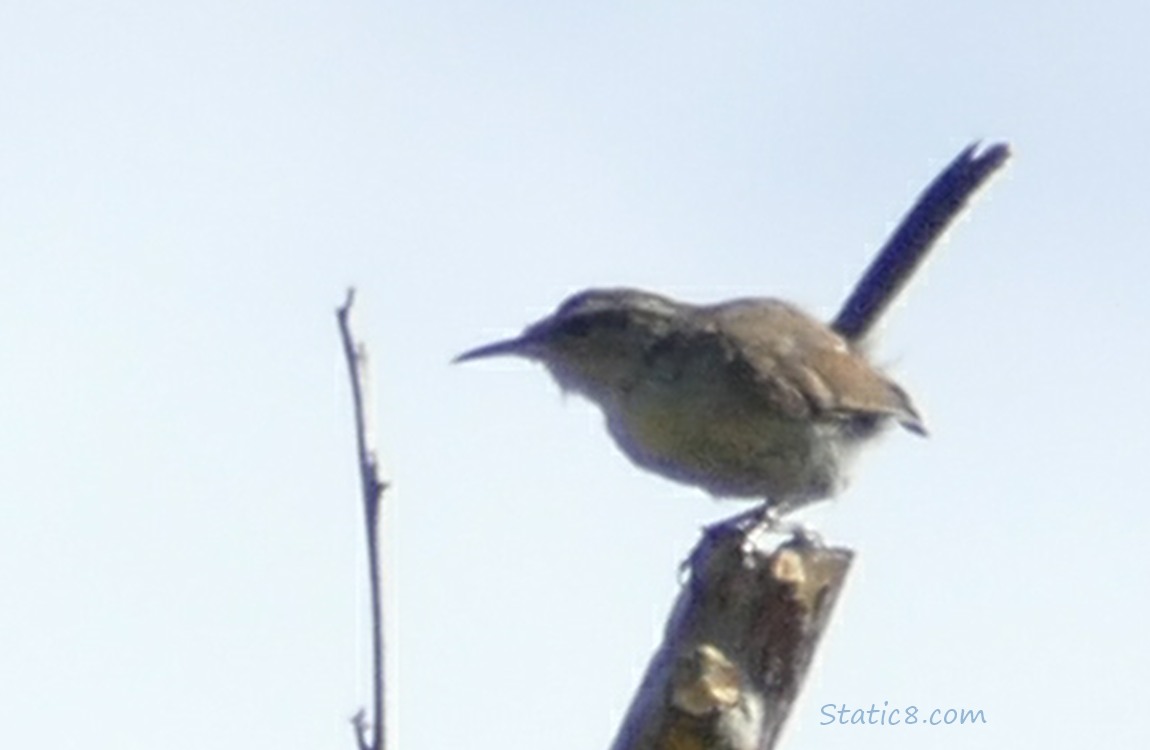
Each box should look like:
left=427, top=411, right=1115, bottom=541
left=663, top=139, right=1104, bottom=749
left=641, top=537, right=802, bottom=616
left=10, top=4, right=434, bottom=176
left=2, top=2, right=1147, bottom=748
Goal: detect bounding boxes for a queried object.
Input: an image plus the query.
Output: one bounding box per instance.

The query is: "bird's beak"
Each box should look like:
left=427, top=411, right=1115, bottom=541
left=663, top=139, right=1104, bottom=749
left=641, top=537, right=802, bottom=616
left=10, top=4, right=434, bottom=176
left=453, top=335, right=535, bottom=363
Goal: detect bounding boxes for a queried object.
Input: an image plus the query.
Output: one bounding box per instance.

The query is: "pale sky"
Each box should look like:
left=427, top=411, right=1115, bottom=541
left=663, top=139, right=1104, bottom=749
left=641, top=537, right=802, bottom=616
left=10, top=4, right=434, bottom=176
left=2, top=2, right=1148, bottom=749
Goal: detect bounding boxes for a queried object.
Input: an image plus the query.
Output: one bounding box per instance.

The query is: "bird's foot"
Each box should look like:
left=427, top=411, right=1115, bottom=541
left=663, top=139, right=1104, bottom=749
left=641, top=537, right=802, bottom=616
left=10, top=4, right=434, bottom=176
left=706, top=503, right=823, bottom=558
left=688, top=503, right=824, bottom=575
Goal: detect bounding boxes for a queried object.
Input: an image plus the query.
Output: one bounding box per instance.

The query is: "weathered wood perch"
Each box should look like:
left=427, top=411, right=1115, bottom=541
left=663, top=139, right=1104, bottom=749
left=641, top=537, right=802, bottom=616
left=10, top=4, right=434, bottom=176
left=610, top=527, right=853, bottom=750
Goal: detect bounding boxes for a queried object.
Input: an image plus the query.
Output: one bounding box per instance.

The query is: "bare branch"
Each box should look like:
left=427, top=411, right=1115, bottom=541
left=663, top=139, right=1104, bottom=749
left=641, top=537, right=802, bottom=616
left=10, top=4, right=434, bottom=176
left=337, top=288, right=388, bottom=750
left=610, top=527, right=853, bottom=750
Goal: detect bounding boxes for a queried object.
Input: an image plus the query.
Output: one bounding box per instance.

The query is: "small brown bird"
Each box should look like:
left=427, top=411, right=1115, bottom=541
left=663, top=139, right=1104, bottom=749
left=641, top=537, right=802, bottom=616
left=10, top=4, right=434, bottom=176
left=456, top=288, right=923, bottom=514
left=456, top=143, right=1011, bottom=517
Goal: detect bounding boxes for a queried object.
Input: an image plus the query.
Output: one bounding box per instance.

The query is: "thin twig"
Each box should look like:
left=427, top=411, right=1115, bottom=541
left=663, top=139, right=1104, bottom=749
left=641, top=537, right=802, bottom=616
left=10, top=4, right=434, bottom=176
left=832, top=142, right=1012, bottom=341
left=337, top=288, right=388, bottom=750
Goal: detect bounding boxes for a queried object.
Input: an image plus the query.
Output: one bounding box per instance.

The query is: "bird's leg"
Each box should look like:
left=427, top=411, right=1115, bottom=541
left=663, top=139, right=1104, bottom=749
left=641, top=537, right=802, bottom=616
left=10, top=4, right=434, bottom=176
left=739, top=504, right=783, bottom=555
left=706, top=502, right=824, bottom=556
left=689, top=502, right=823, bottom=576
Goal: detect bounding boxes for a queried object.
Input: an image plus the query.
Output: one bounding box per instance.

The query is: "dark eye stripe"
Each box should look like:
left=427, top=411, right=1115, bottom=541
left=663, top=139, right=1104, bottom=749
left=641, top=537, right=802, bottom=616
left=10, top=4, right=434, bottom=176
left=555, top=310, right=632, bottom=338
left=555, top=316, right=593, bottom=337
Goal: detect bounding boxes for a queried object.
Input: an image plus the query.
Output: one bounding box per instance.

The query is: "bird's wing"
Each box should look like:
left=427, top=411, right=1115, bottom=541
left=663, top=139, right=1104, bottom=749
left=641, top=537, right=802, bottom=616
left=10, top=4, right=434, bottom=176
left=709, top=300, right=925, bottom=433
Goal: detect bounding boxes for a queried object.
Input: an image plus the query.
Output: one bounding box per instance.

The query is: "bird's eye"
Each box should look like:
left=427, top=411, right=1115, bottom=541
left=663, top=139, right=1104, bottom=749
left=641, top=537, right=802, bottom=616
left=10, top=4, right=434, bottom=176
left=556, top=317, right=593, bottom=338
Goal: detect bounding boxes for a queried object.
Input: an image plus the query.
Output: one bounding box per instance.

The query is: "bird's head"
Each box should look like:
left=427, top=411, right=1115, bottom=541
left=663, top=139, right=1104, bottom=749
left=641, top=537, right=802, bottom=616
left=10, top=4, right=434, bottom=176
left=455, top=288, right=685, bottom=402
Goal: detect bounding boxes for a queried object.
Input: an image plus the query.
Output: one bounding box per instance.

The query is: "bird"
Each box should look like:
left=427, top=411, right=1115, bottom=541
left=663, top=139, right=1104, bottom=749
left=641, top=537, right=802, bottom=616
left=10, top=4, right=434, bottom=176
left=455, top=288, right=924, bottom=516
left=455, top=143, right=1008, bottom=519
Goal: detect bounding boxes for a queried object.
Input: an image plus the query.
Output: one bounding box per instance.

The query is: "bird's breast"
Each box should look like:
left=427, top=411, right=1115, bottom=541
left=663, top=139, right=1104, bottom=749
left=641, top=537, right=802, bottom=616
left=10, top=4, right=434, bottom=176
left=602, top=379, right=847, bottom=506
